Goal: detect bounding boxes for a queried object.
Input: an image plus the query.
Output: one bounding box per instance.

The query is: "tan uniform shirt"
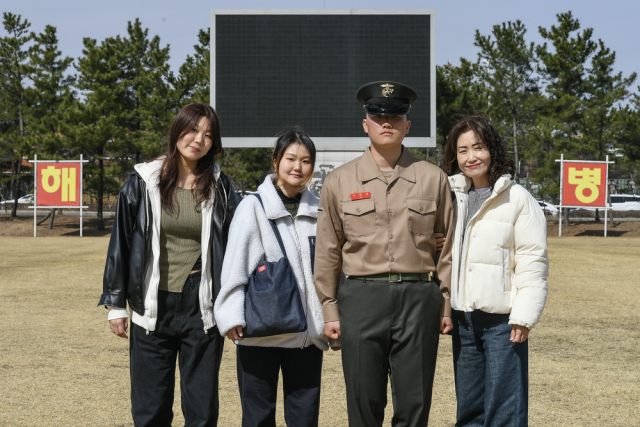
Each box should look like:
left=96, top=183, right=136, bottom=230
left=314, top=146, right=454, bottom=322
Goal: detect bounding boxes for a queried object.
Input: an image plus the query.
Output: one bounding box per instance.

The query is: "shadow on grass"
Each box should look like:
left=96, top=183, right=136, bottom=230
left=61, top=218, right=114, bottom=237
left=575, top=229, right=629, bottom=237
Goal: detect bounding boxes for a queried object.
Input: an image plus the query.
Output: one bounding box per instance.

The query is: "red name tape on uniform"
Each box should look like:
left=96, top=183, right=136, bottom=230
left=350, top=192, right=371, bottom=201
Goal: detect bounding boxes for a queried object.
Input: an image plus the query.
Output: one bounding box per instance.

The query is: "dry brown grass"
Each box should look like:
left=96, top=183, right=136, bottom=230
left=0, top=236, right=638, bottom=426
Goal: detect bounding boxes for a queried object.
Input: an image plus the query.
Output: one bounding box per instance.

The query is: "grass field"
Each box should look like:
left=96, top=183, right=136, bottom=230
left=0, top=236, right=639, bottom=426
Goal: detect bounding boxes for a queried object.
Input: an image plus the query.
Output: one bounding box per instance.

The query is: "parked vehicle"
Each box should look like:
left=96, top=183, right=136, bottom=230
left=537, top=200, right=559, bottom=216
left=0, top=194, right=34, bottom=206
left=609, top=194, right=640, bottom=211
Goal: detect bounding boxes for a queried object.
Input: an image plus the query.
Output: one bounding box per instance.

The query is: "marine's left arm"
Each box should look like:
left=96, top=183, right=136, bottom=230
left=509, top=190, right=549, bottom=330
left=434, top=172, right=455, bottom=318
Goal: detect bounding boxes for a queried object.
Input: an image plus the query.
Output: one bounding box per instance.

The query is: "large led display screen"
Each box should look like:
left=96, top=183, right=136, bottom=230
left=212, top=11, right=434, bottom=144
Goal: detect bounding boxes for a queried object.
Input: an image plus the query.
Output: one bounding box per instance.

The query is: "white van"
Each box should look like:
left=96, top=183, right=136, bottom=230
left=609, top=194, right=640, bottom=211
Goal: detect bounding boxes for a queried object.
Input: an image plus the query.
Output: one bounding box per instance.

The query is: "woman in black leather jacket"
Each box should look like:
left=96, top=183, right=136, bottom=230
left=98, top=103, right=241, bottom=427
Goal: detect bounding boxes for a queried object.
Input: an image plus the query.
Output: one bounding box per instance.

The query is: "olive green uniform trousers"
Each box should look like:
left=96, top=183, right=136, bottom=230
left=338, top=277, right=443, bottom=427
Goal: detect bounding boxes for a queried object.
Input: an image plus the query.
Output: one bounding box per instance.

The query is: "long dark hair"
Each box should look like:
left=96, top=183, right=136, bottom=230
left=442, top=113, right=515, bottom=187
left=271, top=126, right=317, bottom=189
left=157, top=103, right=223, bottom=215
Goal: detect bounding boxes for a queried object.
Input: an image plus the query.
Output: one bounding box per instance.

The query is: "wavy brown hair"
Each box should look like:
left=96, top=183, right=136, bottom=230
left=442, top=113, right=515, bottom=187
left=157, top=103, right=223, bottom=215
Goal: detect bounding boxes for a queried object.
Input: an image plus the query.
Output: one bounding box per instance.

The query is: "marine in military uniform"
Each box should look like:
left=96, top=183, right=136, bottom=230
left=314, top=81, right=454, bottom=426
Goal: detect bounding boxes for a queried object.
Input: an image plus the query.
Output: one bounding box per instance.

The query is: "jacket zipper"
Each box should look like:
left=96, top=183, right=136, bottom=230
left=459, top=185, right=503, bottom=310
left=290, top=215, right=309, bottom=349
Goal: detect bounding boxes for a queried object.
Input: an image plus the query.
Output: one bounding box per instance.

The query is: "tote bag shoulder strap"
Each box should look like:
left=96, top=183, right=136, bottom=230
left=252, top=194, right=288, bottom=258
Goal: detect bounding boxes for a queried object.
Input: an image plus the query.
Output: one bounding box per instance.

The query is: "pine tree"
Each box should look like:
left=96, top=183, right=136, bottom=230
left=583, top=40, right=637, bottom=161
left=530, top=11, right=597, bottom=220
left=28, top=24, right=74, bottom=157
left=119, top=19, right=172, bottom=164
left=435, top=59, right=488, bottom=164
left=61, top=36, right=129, bottom=230
left=170, top=28, right=210, bottom=105
left=535, top=11, right=596, bottom=157
left=613, top=91, right=640, bottom=185
left=0, top=12, right=33, bottom=217
left=219, top=147, right=272, bottom=194
left=474, top=20, right=538, bottom=176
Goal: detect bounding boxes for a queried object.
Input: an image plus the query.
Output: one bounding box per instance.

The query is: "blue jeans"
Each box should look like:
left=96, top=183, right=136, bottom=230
left=452, top=310, right=528, bottom=427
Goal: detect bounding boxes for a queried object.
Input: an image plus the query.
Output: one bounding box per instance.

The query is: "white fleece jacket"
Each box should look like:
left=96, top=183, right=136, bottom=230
left=214, top=175, right=329, bottom=350
left=449, top=173, right=548, bottom=329
left=108, top=158, right=222, bottom=333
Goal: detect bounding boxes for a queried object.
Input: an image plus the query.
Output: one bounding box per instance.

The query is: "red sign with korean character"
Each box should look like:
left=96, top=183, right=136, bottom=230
left=37, top=163, right=81, bottom=206
left=562, top=162, right=607, bottom=207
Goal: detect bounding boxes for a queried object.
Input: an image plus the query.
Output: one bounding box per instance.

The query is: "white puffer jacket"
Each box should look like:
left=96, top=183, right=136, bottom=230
left=214, top=175, right=329, bottom=350
left=449, top=173, right=548, bottom=329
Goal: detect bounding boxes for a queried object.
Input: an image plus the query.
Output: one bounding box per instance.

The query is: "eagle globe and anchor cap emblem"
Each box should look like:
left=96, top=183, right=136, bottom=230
left=381, top=83, right=394, bottom=97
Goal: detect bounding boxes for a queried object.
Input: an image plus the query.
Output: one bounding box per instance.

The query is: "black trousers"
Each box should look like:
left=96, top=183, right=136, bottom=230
left=338, top=278, right=443, bottom=427
left=129, top=272, right=225, bottom=427
left=236, top=345, right=323, bottom=427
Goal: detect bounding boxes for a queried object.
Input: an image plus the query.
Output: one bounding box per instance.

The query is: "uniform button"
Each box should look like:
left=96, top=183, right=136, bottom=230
left=390, top=257, right=395, bottom=262
left=473, top=235, right=476, bottom=238
left=420, top=206, right=424, bottom=212
left=389, top=234, right=393, bottom=239
left=357, top=208, right=361, bottom=213
left=388, top=212, right=393, bottom=217
left=468, top=268, right=472, bottom=272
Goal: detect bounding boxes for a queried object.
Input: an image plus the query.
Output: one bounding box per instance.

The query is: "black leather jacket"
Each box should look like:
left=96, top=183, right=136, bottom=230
left=98, top=171, right=241, bottom=316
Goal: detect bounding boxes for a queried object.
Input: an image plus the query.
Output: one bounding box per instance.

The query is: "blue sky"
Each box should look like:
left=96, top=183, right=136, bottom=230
left=6, top=0, right=639, bottom=94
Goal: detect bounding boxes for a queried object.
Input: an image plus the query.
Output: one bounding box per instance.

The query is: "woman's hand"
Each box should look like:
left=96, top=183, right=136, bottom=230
left=435, top=232, right=446, bottom=251
left=324, top=321, right=341, bottom=343
left=510, top=324, right=529, bottom=343
left=226, top=325, right=244, bottom=341
left=440, top=317, right=453, bottom=334
left=109, top=318, right=129, bottom=339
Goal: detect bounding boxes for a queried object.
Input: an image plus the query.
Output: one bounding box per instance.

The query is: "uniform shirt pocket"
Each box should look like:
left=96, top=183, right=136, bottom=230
left=342, top=200, right=376, bottom=237
left=406, top=198, right=436, bottom=235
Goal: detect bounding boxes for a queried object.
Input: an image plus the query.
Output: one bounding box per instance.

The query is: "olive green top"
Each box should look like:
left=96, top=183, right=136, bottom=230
left=159, top=187, right=202, bottom=293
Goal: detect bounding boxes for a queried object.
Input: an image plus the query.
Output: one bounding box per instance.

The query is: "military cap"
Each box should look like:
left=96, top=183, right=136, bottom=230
left=356, top=81, right=418, bottom=115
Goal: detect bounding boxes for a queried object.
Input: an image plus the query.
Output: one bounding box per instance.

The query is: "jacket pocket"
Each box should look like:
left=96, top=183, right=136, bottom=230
left=343, top=200, right=376, bottom=237
left=308, top=236, right=316, bottom=274
left=407, top=198, right=436, bottom=235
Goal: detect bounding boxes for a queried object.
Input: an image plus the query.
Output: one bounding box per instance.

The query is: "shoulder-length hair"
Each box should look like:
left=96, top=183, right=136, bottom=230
left=271, top=126, right=317, bottom=190
left=157, top=103, right=223, bottom=215
left=442, top=113, right=515, bottom=187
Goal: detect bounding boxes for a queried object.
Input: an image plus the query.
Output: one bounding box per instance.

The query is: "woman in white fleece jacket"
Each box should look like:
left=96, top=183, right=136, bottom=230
left=214, top=127, right=329, bottom=427
left=442, top=114, right=548, bottom=427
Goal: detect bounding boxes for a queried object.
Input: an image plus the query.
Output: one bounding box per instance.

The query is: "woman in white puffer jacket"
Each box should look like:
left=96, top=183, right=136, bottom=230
left=442, top=114, right=548, bottom=427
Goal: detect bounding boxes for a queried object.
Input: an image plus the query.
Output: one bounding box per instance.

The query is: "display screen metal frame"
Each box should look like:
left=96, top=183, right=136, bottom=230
left=210, top=9, right=436, bottom=150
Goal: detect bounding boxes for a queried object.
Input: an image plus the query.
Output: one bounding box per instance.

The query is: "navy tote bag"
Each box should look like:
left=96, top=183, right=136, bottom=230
left=242, top=194, right=307, bottom=338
